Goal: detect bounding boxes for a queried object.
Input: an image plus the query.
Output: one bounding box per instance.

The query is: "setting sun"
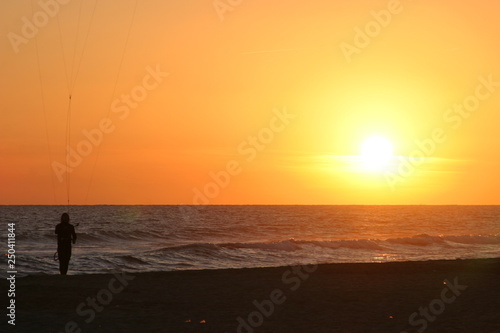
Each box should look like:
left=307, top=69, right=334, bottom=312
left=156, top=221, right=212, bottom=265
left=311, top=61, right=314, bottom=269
left=2, top=0, right=500, bottom=206
left=360, top=136, right=394, bottom=171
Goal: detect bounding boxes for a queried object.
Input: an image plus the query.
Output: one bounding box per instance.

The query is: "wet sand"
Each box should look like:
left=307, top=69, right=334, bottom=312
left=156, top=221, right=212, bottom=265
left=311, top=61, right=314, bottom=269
left=2, top=258, right=499, bottom=332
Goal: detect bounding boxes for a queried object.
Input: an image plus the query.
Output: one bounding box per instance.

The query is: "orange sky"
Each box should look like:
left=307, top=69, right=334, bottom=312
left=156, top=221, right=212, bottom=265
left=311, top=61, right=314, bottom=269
left=1, top=0, right=500, bottom=205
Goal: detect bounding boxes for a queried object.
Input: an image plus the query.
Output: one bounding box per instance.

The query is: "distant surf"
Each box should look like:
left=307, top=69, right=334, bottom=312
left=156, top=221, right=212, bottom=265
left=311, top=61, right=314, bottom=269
left=2, top=205, right=499, bottom=276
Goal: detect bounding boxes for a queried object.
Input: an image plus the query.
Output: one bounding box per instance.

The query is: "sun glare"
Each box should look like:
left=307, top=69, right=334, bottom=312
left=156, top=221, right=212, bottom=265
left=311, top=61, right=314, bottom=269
left=360, top=136, right=394, bottom=170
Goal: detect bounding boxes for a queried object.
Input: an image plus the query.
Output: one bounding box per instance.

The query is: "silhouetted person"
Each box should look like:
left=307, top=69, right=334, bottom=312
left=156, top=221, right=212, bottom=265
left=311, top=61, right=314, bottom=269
left=55, top=213, right=77, bottom=275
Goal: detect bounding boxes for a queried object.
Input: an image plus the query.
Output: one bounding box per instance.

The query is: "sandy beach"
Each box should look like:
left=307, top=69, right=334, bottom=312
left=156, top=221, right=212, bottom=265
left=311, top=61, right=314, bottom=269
left=3, top=258, right=499, bottom=332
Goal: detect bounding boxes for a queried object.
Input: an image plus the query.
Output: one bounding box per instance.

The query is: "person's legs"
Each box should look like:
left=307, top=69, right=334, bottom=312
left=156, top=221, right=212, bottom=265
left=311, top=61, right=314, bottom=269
left=59, top=257, right=69, bottom=275
left=58, top=245, right=72, bottom=275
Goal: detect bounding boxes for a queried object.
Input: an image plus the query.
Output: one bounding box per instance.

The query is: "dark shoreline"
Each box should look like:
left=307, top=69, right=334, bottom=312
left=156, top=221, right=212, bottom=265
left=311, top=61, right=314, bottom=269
left=2, top=258, right=499, bottom=332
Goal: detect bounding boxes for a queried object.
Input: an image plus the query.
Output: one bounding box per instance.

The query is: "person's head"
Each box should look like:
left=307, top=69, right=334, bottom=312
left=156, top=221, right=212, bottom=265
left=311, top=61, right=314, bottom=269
left=61, top=213, right=70, bottom=224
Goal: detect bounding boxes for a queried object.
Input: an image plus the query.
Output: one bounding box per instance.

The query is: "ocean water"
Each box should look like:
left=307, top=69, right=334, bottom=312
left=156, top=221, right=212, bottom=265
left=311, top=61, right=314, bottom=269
left=1, top=205, right=499, bottom=276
